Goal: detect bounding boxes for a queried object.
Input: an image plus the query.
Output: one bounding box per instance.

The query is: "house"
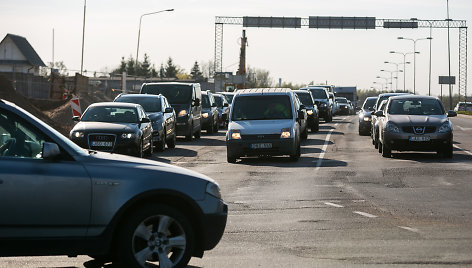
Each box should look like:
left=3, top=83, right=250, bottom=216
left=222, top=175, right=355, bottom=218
left=0, top=33, right=46, bottom=76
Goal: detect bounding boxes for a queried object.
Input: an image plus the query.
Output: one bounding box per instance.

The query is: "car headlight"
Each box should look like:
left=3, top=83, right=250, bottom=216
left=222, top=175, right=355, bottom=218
left=229, top=129, right=241, bottom=140
left=202, top=112, right=209, bottom=118
left=385, top=122, right=400, bottom=133
left=178, top=110, right=188, bottom=117
left=206, top=182, right=222, bottom=199
left=121, top=133, right=136, bottom=139
left=72, top=131, right=84, bottom=138
left=280, top=128, right=291, bottom=139
left=438, top=122, right=452, bottom=133
left=363, top=116, right=371, bottom=122
left=307, top=110, right=313, bottom=115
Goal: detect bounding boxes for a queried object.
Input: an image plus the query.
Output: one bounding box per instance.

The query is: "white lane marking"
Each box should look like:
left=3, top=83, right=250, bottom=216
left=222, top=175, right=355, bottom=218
left=353, top=211, right=378, bottom=218
left=457, top=125, right=472, bottom=131
left=313, top=123, right=338, bottom=169
left=453, top=145, right=472, bottom=156
left=398, top=226, right=420, bottom=233
left=324, top=202, right=344, bottom=208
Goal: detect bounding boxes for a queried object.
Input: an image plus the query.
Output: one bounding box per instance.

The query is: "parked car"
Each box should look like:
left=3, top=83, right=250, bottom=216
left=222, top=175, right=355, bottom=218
left=141, top=82, right=202, bottom=141
left=335, top=97, right=350, bottom=115
left=226, top=88, right=305, bottom=163
left=301, top=86, right=332, bottom=122
left=371, top=93, right=410, bottom=149
left=358, top=96, right=378, bottom=135
left=0, top=98, right=228, bottom=267
left=70, top=102, right=153, bottom=157
left=201, top=91, right=219, bottom=134
left=454, top=101, right=472, bottom=112
left=293, top=89, right=319, bottom=132
left=213, top=93, right=230, bottom=128
left=376, top=95, right=457, bottom=158
left=114, top=94, right=176, bottom=152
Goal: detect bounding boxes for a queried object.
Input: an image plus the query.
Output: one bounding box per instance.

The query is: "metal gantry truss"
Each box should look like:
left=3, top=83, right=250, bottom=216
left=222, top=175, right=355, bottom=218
left=214, top=16, right=467, bottom=98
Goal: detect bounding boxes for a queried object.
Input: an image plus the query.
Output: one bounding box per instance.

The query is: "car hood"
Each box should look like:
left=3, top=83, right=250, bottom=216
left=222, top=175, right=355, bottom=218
left=72, top=122, right=137, bottom=133
left=229, top=119, right=293, bottom=134
left=388, top=114, right=447, bottom=126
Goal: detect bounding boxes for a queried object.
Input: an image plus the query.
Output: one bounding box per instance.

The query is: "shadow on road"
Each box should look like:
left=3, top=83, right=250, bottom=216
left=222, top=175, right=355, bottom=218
left=236, top=155, right=347, bottom=168
left=390, top=148, right=472, bottom=163
left=84, top=260, right=201, bottom=268
left=151, top=147, right=198, bottom=158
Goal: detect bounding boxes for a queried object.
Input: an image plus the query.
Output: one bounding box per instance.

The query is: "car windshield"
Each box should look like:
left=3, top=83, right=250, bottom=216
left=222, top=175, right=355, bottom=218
left=115, top=96, right=161, bottom=113
left=81, top=106, right=139, bottom=123
left=296, top=93, right=314, bottom=106
left=388, top=99, right=444, bottom=115
left=232, top=95, right=292, bottom=121
left=141, top=84, right=192, bottom=104
left=214, top=96, right=224, bottom=108
left=307, top=88, right=328, bottom=99
left=363, top=98, right=377, bottom=110
left=336, top=98, right=348, bottom=103
left=202, top=94, right=211, bottom=108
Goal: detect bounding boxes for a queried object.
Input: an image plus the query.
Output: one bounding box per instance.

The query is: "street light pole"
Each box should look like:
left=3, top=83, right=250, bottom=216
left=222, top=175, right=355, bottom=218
left=384, top=61, right=406, bottom=91
left=380, top=70, right=394, bottom=91
left=390, top=51, right=418, bottom=92
left=397, top=37, right=432, bottom=95
left=80, top=0, right=86, bottom=75
left=447, top=0, right=453, bottom=110
left=376, top=76, right=390, bottom=92
left=135, top=8, right=174, bottom=91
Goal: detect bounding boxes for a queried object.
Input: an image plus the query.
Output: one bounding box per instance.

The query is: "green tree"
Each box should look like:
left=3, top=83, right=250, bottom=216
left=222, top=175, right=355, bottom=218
left=190, top=61, right=204, bottom=81
left=126, top=56, right=135, bottom=76
left=164, top=57, right=178, bottom=78
left=137, top=53, right=151, bottom=77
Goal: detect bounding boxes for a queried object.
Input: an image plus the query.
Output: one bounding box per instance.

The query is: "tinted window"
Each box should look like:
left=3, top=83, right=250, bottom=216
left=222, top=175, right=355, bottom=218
left=223, top=94, right=234, bottom=104
left=115, top=96, right=161, bottom=113
left=214, top=95, right=224, bottom=108
left=336, top=98, right=348, bottom=103
left=388, top=99, right=444, bottom=115
left=232, top=95, right=293, bottom=121
left=81, top=106, right=139, bottom=123
left=202, top=94, right=211, bottom=108
left=141, top=84, right=192, bottom=104
left=308, top=88, right=328, bottom=99
left=295, top=92, right=314, bottom=106
left=363, top=98, right=377, bottom=110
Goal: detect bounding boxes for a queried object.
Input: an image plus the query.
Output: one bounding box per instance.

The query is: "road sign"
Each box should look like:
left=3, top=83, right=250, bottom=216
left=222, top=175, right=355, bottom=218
left=439, top=76, right=456, bottom=85
left=243, top=17, right=301, bottom=28
left=309, top=16, right=375, bottom=29
left=383, top=21, right=418, bottom=28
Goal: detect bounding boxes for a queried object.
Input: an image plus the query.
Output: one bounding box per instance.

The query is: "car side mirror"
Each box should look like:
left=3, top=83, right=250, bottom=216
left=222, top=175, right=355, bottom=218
left=72, top=116, right=81, bottom=122
left=447, top=110, right=457, bottom=117
left=223, top=103, right=229, bottom=107
left=374, top=110, right=384, bottom=117
left=164, top=107, right=174, bottom=113
left=300, top=104, right=306, bottom=110
left=193, top=99, right=200, bottom=106
left=298, top=110, right=305, bottom=120
left=42, top=142, right=61, bottom=160
left=141, top=117, right=151, bottom=123
left=211, top=103, right=217, bottom=107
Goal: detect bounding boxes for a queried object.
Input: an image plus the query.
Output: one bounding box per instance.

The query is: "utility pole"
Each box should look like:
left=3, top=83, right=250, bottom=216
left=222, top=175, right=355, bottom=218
left=237, top=30, right=247, bottom=89
left=80, top=0, right=86, bottom=75
left=447, top=0, right=453, bottom=110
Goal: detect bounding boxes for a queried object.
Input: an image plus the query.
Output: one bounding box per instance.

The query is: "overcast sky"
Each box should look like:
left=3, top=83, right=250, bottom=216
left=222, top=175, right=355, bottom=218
left=1, top=0, right=471, bottom=96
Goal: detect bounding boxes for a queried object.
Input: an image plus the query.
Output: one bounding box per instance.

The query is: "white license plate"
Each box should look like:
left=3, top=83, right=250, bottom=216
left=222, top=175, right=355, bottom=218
left=91, top=141, right=113, bottom=147
left=409, top=136, right=430, bottom=142
left=250, top=143, right=272, bottom=149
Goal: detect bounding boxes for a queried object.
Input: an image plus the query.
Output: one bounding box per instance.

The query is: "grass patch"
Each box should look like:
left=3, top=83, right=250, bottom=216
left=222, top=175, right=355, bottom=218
left=458, top=111, right=472, bottom=116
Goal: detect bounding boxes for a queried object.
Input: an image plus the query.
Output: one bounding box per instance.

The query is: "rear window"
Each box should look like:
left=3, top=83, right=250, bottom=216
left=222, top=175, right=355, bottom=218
left=141, top=84, right=192, bottom=104
left=202, top=94, right=211, bottom=108
left=295, top=92, right=314, bottom=106
left=232, top=95, right=293, bottom=121
left=115, top=96, right=161, bottom=113
left=363, top=98, right=377, bottom=110
left=336, top=98, right=348, bottom=103
left=307, top=88, right=328, bottom=99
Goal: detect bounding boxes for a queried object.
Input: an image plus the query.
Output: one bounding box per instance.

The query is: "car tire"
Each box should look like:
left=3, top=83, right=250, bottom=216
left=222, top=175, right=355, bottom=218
left=145, top=137, right=154, bottom=156
left=194, top=128, right=201, bottom=139
left=227, top=153, right=237, bottom=163
left=137, top=140, right=144, bottom=158
left=374, top=135, right=379, bottom=149
left=166, top=133, right=176, bottom=149
left=185, top=125, right=193, bottom=141
left=213, top=118, right=219, bottom=133
left=381, top=142, right=391, bottom=158
left=156, top=132, right=166, bottom=152
left=207, top=120, right=214, bottom=134
left=116, top=203, right=194, bottom=268
left=290, top=141, right=301, bottom=161
left=378, top=141, right=382, bottom=153
left=301, top=127, right=308, bottom=140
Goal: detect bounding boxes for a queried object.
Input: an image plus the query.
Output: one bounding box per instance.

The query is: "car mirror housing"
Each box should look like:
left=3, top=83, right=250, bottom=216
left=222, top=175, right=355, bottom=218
left=141, top=117, right=151, bottom=123
left=164, top=107, right=174, bottom=113
left=42, top=142, right=61, bottom=160
left=374, top=110, right=384, bottom=117
left=447, top=110, right=457, bottom=117
left=72, top=116, right=81, bottom=122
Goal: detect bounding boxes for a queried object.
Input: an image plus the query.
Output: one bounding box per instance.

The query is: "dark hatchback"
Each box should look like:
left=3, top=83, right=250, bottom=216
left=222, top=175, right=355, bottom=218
left=114, top=94, right=176, bottom=152
left=358, top=96, right=377, bottom=135
left=302, top=86, right=332, bottom=122
left=70, top=102, right=153, bottom=157
left=201, top=91, right=219, bottom=134
left=293, top=90, right=319, bottom=132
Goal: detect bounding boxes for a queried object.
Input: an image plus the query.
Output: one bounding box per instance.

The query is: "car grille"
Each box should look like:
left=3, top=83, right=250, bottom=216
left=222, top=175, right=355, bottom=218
left=402, top=126, right=436, bottom=134
left=241, top=134, right=280, bottom=140
left=88, top=134, right=116, bottom=151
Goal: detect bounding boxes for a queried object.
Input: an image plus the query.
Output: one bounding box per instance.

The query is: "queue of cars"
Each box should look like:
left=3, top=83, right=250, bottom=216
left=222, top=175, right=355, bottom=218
left=358, top=93, right=457, bottom=158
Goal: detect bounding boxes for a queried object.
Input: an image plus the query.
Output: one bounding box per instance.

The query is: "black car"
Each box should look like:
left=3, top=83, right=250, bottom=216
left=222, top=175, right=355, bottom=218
left=213, top=93, right=230, bottom=128
left=201, top=91, right=219, bottom=134
left=70, top=102, right=153, bottom=157
left=358, top=96, right=377, bottom=135
left=302, top=86, right=332, bottom=122
left=114, top=94, right=176, bottom=152
left=293, top=90, right=319, bottom=132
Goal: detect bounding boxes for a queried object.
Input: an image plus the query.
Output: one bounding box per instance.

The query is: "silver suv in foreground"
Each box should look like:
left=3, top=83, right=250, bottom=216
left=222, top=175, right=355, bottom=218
left=226, top=88, right=305, bottom=163
left=0, top=99, right=227, bottom=268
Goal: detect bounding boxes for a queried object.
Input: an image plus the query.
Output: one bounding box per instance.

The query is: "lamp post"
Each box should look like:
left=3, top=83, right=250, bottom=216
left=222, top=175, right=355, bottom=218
left=446, top=0, right=453, bottom=109
left=376, top=76, right=390, bottom=92
left=384, top=61, right=408, bottom=91
left=135, top=8, right=174, bottom=91
left=397, top=36, right=432, bottom=94
left=80, top=0, right=86, bottom=75
left=390, top=51, right=419, bottom=92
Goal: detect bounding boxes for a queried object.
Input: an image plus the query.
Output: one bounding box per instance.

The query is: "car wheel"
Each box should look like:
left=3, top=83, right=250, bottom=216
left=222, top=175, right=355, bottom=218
left=185, top=125, right=193, bottom=141
left=157, top=132, right=166, bottom=152
left=381, top=142, right=391, bottom=158
left=378, top=141, right=382, bottom=153
left=207, top=120, right=214, bottom=134
left=194, top=128, right=201, bottom=139
left=136, top=140, right=144, bottom=158
left=145, top=137, right=154, bottom=156
left=116, top=204, right=194, bottom=268
left=166, top=133, right=176, bottom=149
left=290, top=141, right=301, bottom=161
left=374, top=135, right=379, bottom=149
left=301, top=127, right=308, bottom=140
left=227, top=153, right=237, bottom=163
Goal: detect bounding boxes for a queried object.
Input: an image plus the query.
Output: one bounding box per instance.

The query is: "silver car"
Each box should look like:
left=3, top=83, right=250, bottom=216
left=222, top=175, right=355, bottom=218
left=0, top=99, right=227, bottom=267
left=376, top=95, right=457, bottom=158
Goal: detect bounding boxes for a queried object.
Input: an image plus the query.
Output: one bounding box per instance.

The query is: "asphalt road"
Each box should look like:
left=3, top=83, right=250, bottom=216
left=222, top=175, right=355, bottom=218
left=2, top=115, right=472, bottom=267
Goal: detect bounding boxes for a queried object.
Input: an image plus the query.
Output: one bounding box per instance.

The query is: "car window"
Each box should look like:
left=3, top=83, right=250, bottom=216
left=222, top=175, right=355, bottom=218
left=308, top=88, right=328, bottom=99
left=363, top=98, right=377, bottom=110
left=115, top=96, right=161, bottom=113
left=388, top=99, right=444, bottom=115
left=81, top=106, right=139, bottom=123
left=296, top=93, right=314, bottom=106
left=214, top=96, right=224, bottom=108
left=202, top=94, right=211, bottom=108
left=0, top=110, right=46, bottom=159
left=232, top=95, right=293, bottom=121
left=141, top=84, right=192, bottom=104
